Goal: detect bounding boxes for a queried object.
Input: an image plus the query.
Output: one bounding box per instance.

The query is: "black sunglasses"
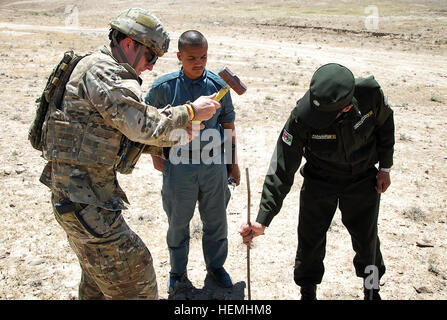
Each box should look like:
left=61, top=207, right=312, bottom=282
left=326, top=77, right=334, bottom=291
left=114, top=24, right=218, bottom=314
left=144, top=47, right=158, bottom=65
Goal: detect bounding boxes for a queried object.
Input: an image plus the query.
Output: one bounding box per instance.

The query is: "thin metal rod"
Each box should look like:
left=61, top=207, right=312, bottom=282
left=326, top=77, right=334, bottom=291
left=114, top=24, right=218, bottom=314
left=369, top=222, right=379, bottom=300
left=246, top=167, right=251, bottom=300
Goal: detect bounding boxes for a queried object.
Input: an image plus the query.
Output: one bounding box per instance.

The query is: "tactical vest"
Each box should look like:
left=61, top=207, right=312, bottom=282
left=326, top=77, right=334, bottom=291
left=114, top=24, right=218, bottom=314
left=29, top=50, right=85, bottom=151
left=31, top=50, right=144, bottom=174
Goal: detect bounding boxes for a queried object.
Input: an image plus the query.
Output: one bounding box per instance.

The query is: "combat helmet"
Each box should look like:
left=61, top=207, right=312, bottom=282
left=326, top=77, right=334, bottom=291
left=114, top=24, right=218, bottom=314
left=109, top=8, right=170, bottom=68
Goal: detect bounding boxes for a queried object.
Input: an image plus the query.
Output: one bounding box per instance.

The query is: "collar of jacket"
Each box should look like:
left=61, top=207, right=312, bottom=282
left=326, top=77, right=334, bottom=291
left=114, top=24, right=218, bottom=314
left=101, top=46, right=143, bottom=85
left=335, top=97, right=362, bottom=124
left=179, top=67, right=208, bottom=89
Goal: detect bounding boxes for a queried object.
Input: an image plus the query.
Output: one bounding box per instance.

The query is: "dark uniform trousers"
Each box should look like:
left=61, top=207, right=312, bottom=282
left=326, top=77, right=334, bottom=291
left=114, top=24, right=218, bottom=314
left=293, top=165, right=386, bottom=286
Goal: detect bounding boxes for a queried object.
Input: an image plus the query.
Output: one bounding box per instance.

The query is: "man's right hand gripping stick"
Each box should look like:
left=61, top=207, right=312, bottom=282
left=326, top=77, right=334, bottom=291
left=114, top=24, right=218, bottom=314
left=193, top=67, right=247, bottom=124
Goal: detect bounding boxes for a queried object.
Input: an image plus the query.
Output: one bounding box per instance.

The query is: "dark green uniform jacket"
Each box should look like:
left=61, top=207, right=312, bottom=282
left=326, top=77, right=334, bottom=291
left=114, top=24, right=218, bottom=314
left=257, top=76, right=395, bottom=227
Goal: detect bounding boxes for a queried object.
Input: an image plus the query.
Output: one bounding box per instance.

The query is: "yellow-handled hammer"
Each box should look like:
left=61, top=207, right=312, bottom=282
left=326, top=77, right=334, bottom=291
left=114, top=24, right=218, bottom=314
left=192, top=67, right=247, bottom=124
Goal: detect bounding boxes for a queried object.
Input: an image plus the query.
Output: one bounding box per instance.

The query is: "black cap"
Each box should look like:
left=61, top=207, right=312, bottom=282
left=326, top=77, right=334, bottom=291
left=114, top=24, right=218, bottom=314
left=296, top=63, right=355, bottom=129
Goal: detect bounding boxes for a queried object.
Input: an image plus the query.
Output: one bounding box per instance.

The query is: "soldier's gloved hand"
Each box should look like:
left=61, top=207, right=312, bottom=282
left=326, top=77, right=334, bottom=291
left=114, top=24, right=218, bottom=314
left=239, top=222, right=266, bottom=246
left=192, top=93, right=221, bottom=121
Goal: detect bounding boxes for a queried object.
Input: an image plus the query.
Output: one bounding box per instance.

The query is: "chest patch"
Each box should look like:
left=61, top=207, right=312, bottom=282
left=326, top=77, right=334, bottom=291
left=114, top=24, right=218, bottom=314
left=311, top=134, right=336, bottom=140
left=282, top=129, right=293, bottom=146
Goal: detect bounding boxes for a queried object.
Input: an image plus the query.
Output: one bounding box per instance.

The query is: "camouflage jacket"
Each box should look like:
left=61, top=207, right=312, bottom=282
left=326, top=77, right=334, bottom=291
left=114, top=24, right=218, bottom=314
left=41, top=46, right=190, bottom=210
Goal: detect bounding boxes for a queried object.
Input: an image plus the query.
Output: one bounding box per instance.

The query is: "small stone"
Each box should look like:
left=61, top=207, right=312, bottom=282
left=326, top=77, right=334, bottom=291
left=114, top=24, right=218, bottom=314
left=416, top=241, right=434, bottom=248
left=414, top=286, right=433, bottom=294
left=68, top=292, right=77, bottom=300
left=29, top=258, right=46, bottom=266
left=53, top=284, right=62, bottom=291
left=138, top=212, right=153, bottom=221
left=64, top=280, right=79, bottom=288
left=30, top=279, right=42, bottom=287
left=15, top=167, right=26, bottom=174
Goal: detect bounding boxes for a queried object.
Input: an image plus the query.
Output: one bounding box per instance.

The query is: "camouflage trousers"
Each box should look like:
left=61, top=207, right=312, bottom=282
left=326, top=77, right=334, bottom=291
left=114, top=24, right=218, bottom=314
left=51, top=195, right=158, bottom=300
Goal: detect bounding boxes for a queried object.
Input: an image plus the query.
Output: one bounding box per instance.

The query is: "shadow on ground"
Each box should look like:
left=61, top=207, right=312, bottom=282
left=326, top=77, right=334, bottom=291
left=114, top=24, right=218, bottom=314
left=167, top=274, right=246, bottom=300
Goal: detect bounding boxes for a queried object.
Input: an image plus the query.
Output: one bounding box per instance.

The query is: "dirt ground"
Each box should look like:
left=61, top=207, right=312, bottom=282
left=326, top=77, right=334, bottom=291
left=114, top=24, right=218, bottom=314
left=0, top=0, right=446, bottom=300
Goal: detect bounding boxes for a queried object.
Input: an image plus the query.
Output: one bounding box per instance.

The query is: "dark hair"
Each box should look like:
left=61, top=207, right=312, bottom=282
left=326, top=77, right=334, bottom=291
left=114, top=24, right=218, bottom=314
left=178, top=30, right=207, bottom=52
left=108, top=28, right=128, bottom=48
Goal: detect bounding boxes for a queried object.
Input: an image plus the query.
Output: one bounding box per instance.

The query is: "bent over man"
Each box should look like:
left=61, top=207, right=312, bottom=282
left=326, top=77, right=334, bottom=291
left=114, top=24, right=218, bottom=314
left=240, top=63, right=394, bottom=300
left=37, top=9, right=220, bottom=299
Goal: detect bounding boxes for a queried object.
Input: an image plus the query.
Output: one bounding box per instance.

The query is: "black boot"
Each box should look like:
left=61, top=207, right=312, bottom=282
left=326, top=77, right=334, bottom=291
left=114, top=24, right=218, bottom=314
left=207, top=267, right=233, bottom=288
left=300, top=284, right=317, bottom=300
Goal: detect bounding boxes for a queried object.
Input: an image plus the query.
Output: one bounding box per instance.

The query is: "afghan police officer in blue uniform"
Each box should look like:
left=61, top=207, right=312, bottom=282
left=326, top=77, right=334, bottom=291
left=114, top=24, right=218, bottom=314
left=146, top=30, right=239, bottom=293
left=240, top=63, right=395, bottom=300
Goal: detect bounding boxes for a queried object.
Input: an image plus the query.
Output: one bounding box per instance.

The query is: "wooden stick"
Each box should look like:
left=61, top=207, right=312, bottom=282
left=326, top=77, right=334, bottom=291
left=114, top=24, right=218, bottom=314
left=246, top=167, right=251, bottom=300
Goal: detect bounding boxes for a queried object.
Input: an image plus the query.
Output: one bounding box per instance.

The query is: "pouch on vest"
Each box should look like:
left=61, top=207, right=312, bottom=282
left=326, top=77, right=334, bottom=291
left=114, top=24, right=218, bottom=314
left=28, top=50, right=87, bottom=151
left=115, top=139, right=145, bottom=174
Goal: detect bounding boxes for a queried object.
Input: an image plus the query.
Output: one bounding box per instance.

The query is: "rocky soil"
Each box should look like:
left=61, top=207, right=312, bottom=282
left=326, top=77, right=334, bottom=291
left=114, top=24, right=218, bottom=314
left=0, top=0, right=446, bottom=300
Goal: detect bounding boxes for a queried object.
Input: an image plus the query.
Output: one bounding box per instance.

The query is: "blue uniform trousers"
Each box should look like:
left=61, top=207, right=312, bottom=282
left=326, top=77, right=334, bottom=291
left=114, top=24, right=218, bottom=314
left=161, top=160, right=230, bottom=276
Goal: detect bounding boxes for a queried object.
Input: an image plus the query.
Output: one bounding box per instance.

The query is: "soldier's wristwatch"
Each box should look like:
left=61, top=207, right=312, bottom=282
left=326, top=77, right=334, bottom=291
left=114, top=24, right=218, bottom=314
left=379, top=167, right=391, bottom=173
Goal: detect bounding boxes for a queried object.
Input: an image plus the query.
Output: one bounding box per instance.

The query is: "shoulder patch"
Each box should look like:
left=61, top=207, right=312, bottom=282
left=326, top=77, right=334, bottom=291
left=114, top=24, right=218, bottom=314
left=355, top=76, right=381, bottom=90
left=207, top=70, right=226, bottom=88
left=282, top=128, right=293, bottom=146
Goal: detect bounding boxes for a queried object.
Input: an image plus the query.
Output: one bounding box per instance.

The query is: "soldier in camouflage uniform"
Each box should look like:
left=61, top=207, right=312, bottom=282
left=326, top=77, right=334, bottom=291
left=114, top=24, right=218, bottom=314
left=39, top=8, right=220, bottom=300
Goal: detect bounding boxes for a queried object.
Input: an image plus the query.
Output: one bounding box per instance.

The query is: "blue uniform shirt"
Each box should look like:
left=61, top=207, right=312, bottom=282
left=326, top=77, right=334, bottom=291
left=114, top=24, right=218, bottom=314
left=145, top=68, right=235, bottom=153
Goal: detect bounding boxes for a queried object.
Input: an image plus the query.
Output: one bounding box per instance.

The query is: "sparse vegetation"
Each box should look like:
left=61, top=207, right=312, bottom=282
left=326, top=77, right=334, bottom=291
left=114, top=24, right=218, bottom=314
left=403, top=207, right=425, bottom=221
left=428, top=263, right=440, bottom=277
left=430, top=94, right=443, bottom=103
left=28, top=11, right=53, bottom=17
left=190, top=219, right=202, bottom=240
left=287, top=80, right=299, bottom=86
left=399, top=133, right=412, bottom=142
